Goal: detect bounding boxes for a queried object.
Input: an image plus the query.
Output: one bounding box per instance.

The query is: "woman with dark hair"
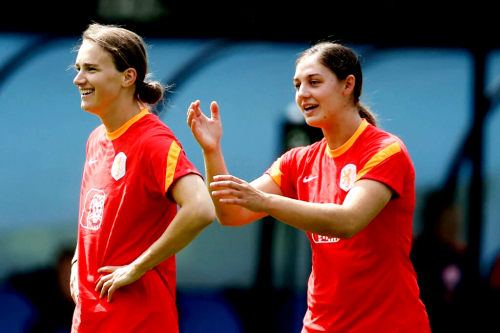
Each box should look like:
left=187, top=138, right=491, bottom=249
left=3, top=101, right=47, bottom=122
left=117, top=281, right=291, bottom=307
left=71, top=23, right=215, bottom=332
left=187, top=41, right=430, bottom=332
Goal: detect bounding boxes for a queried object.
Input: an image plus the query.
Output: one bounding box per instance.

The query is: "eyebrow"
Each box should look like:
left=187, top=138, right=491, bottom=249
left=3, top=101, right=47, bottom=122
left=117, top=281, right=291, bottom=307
left=294, top=73, right=321, bottom=81
left=75, top=62, right=100, bottom=68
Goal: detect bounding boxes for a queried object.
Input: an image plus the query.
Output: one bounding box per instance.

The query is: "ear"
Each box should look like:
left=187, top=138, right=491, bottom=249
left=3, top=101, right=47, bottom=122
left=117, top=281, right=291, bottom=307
left=122, top=68, right=137, bottom=88
left=343, top=74, right=356, bottom=97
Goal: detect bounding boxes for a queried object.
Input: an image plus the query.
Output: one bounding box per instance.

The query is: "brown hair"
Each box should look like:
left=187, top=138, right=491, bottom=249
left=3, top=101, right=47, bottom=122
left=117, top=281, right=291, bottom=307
left=80, top=23, right=165, bottom=105
left=296, top=41, right=377, bottom=126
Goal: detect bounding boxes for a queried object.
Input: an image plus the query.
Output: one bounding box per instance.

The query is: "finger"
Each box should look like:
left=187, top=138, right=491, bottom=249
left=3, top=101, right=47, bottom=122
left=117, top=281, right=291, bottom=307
left=211, top=189, right=243, bottom=198
left=98, top=266, right=119, bottom=273
left=100, top=279, right=113, bottom=299
left=95, top=274, right=108, bottom=292
left=210, top=101, right=220, bottom=121
left=210, top=180, right=240, bottom=189
left=187, top=109, right=194, bottom=126
left=107, top=285, right=117, bottom=302
left=213, top=174, right=242, bottom=182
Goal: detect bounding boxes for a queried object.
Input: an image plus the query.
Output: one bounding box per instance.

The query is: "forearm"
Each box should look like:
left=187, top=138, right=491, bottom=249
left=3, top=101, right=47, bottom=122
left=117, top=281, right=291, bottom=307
left=203, top=146, right=261, bottom=225
left=263, top=194, right=357, bottom=238
left=262, top=180, right=391, bottom=238
left=72, top=241, right=78, bottom=265
left=130, top=204, right=213, bottom=274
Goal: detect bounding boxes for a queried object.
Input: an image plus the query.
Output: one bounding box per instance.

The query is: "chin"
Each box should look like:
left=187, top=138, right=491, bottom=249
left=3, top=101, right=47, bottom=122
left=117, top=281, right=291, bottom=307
left=305, top=117, right=323, bottom=128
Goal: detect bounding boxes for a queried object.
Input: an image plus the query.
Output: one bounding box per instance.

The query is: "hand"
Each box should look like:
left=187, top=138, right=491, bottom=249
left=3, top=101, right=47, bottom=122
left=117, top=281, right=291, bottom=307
left=210, top=174, right=269, bottom=212
left=187, top=100, right=222, bottom=153
left=70, top=262, right=79, bottom=304
left=95, top=265, right=145, bottom=302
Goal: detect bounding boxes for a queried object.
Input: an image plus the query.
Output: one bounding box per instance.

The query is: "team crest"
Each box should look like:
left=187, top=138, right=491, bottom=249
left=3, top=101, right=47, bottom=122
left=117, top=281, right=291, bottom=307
left=111, top=152, right=127, bottom=181
left=80, top=189, right=106, bottom=230
left=340, top=164, right=357, bottom=191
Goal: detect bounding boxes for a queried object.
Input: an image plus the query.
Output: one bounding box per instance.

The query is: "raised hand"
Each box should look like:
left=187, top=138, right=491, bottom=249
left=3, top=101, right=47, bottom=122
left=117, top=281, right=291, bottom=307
left=187, top=100, right=222, bottom=153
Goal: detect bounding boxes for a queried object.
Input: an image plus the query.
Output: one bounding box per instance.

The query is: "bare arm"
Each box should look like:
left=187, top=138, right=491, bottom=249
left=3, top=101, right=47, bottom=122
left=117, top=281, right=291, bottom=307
left=187, top=100, right=281, bottom=225
left=70, top=242, right=78, bottom=304
left=211, top=176, right=392, bottom=238
left=95, top=174, right=215, bottom=302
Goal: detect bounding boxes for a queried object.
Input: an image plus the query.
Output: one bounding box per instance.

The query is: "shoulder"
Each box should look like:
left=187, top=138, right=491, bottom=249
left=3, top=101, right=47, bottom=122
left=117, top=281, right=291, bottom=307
left=283, top=138, right=326, bottom=160
left=134, top=114, right=180, bottom=147
left=362, top=124, right=411, bottom=156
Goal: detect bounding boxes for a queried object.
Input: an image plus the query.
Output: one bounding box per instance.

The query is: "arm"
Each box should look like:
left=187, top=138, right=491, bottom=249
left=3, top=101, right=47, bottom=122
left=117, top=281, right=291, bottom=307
left=187, top=100, right=281, bottom=225
left=211, top=176, right=392, bottom=239
left=70, top=242, right=78, bottom=304
left=96, top=174, right=215, bottom=302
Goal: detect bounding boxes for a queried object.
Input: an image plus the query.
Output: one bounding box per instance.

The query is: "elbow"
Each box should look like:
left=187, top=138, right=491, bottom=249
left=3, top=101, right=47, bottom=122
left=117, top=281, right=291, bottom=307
left=327, top=216, right=361, bottom=240
left=194, top=202, right=216, bottom=229
left=215, top=210, right=248, bottom=227
left=215, top=213, right=235, bottom=226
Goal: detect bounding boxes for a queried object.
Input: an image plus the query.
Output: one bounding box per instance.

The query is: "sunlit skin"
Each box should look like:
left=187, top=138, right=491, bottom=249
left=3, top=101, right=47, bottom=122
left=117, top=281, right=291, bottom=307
left=186, top=53, right=393, bottom=238
left=73, top=40, right=140, bottom=132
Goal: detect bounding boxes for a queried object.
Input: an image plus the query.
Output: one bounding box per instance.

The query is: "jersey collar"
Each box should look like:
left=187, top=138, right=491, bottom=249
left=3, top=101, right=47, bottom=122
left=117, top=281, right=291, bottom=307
left=106, top=108, right=150, bottom=140
left=326, top=119, right=369, bottom=157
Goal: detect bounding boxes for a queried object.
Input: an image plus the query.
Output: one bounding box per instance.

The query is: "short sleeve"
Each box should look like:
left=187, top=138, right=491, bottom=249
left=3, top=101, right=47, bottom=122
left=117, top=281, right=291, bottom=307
left=356, top=141, right=412, bottom=197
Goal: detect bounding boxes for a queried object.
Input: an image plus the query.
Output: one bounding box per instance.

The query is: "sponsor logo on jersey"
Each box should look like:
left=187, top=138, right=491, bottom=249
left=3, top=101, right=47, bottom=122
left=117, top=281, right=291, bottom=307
left=303, top=175, right=318, bottom=183
left=80, top=189, right=106, bottom=230
left=312, top=234, right=340, bottom=243
left=111, top=152, right=127, bottom=181
left=340, top=163, right=356, bottom=191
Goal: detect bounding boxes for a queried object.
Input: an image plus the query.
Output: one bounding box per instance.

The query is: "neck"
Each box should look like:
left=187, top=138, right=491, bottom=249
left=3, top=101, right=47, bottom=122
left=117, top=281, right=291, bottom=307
left=100, top=98, right=142, bottom=133
left=322, top=109, right=362, bottom=150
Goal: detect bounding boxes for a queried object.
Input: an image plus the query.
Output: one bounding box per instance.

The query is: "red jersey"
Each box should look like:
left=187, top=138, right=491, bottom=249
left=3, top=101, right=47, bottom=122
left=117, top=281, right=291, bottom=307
left=267, top=119, right=430, bottom=332
left=72, top=109, right=201, bottom=333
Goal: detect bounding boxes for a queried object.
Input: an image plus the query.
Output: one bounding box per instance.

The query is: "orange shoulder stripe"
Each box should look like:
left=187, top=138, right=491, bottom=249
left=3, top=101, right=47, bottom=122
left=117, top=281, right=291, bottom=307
left=269, top=158, right=283, bottom=187
left=165, top=141, right=181, bottom=193
left=356, top=142, right=401, bottom=181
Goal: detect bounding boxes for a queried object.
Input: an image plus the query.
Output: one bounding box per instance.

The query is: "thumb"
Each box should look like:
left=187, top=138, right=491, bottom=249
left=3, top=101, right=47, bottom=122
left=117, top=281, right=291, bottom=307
left=210, top=101, right=220, bottom=121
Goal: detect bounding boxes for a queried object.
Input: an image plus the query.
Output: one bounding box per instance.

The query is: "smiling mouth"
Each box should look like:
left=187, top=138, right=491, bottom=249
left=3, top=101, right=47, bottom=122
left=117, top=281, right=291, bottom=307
left=304, top=104, right=318, bottom=112
left=80, top=89, right=94, bottom=96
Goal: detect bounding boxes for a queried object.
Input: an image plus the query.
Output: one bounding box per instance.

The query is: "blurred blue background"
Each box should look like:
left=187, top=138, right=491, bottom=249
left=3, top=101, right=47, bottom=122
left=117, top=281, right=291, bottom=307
left=0, top=1, right=499, bottom=332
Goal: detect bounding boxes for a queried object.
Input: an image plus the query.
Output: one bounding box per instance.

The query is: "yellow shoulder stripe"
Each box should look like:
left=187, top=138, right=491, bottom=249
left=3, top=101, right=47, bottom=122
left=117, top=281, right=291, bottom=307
left=269, top=158, right=283, bottom=187
left=165, top=141, right=181, bottom=193
left=356, top=142, right=401, bottom=181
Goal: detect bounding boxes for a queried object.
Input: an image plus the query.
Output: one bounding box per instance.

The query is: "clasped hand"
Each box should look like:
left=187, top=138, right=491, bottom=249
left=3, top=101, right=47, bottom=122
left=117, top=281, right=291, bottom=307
left=211, top=174, right=268, bottom=212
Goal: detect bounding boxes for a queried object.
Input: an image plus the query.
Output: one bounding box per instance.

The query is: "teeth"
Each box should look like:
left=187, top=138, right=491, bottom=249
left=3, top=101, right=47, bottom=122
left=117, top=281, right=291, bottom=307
left=80, top=89, right=93, bottom=95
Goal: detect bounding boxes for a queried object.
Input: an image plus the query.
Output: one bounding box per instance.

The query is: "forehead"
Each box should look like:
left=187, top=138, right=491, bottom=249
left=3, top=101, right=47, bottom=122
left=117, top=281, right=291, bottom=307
left=75, top=40, right=113, bottom=65
left=294, top=55, right=330, bottom=79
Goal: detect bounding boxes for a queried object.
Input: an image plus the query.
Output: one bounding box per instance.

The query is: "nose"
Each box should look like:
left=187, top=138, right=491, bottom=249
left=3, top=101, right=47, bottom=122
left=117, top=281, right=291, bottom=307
left=73, top=70, right=85, bottom=86
left=296, top=84, right=310, bottom=100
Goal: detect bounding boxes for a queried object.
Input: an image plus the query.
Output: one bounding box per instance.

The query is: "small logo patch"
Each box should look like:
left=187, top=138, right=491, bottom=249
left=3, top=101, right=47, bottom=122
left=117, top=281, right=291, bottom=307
left=340, top=164, right=356, bottom=191
left=80, top=189, right=106, bottom=230
left=111, top=152, right=127, bottom=181
left=303, top=175, right=318, bottom=183
left=312, top=234, right=340, bottom=243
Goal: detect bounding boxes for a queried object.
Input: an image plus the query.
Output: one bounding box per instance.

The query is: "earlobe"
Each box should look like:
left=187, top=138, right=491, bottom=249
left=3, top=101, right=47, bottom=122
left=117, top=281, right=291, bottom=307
left=122, top=68, right=137, bottom=88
